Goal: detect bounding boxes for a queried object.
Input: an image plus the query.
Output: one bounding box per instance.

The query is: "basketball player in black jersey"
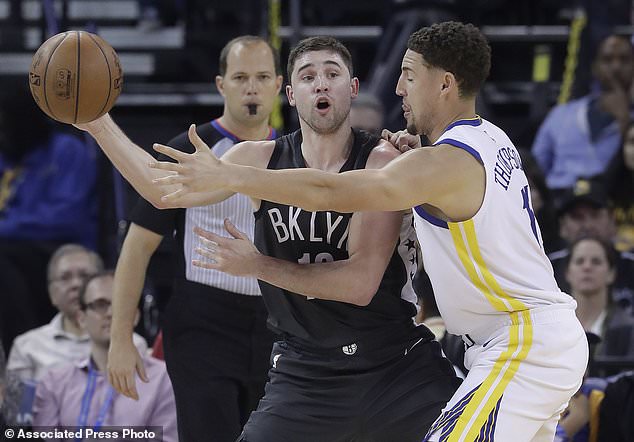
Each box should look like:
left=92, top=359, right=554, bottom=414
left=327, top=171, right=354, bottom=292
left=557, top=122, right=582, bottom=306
left=74, top=37, right=459, bottom=440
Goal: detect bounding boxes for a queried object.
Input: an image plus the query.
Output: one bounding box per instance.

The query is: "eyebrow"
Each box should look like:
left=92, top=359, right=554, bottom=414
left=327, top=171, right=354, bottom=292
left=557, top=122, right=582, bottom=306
left=296, top=60, right=343, bottom=74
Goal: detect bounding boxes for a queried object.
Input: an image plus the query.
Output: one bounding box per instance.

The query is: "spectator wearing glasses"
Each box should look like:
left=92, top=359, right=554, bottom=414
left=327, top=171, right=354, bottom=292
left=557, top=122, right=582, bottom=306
left=33, top=271, right=177, bottom=441
left=7, top=244, right=147, bottom=382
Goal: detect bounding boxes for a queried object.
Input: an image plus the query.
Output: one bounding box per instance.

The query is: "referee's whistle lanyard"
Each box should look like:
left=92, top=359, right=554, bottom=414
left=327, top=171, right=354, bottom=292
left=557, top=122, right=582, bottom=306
left=75, top=360, right=115, bottom=442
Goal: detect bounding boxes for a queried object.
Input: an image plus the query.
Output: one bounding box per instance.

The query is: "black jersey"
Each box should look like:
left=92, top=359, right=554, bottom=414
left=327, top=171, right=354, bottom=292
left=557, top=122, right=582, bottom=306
left=254, top=129, right=419, bottom=348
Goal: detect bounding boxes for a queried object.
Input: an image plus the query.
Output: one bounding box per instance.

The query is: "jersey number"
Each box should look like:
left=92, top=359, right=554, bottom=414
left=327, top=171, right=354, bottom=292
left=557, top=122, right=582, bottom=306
left=521, top=185, right=540, bottom=245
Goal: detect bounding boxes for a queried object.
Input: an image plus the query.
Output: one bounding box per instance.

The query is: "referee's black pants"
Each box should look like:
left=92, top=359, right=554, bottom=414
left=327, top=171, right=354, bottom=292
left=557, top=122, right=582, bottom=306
left=162, top=282, right=276, bottom=442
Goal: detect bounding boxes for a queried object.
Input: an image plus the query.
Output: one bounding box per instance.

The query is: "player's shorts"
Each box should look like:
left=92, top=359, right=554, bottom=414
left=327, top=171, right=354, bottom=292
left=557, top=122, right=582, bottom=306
left=238, top=324, right=461, bottom=442
left=424, top=305, right=588, bottom=442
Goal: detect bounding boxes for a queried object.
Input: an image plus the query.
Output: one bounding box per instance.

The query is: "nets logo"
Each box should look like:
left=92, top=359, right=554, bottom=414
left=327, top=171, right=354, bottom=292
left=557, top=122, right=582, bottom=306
left=341, top=343, right=357, bottom=355
left=54, top=69, right=72, bottom=99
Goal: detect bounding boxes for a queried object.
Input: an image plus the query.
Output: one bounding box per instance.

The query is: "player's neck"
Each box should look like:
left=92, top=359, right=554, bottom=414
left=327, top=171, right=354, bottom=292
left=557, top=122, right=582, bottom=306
left=428, top=100, right=477, bottom=144
left=299, top=122, right=354, bottom=172
left=217, top=115, right=271, bottom=141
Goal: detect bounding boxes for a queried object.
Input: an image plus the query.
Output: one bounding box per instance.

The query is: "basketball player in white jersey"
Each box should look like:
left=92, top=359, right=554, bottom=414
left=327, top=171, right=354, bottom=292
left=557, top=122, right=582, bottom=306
left=149, top=22, right=589, bottom=441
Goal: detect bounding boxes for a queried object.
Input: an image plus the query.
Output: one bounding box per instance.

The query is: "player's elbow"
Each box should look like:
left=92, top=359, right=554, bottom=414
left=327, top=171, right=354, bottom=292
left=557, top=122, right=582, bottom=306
left=351, top=279, right=381, bottom=306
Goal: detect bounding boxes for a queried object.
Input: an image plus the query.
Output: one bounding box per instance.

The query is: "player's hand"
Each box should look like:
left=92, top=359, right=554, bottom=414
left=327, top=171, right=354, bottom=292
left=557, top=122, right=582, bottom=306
left=192, top=219, right=261, bottom=277
left=107, top=338, right=148, bottom=401
left=150, top=124, right=228, bottom=202
left=381, top=129, right=422, bottom=152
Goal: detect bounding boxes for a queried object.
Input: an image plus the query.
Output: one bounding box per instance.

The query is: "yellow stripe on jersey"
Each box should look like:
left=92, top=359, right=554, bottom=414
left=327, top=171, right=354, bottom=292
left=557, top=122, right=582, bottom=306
left=448, top=223, right=508, bottom=312
left=462, top=221, right=528, bottom=312
left=447, top=311, right=533, bottom=442
left=446, top=220, right=533, bottom=441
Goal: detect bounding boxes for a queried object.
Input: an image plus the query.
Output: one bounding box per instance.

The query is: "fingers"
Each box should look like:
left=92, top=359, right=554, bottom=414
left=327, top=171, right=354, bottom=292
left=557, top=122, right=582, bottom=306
left=194, top=226, right=223, bottom=243
left=152, top=143, right=188, bottom=162
left=151, top=173, right=183, bottom=185
left=188, top=124, right=211, bottom=153
left=381, top=129, right=394, bottom=141
left=122, top=371, right=139, bottom=401
left=224, top=218, right=249, bottom=240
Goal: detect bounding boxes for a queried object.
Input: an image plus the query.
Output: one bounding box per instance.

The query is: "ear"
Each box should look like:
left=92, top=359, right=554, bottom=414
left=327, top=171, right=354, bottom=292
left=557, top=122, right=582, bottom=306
left=607, top=268, right=616, bottom=285
left=350, top=77, right=360, bottom=99
left=216, top=75, right=225, bottom=98
left=440, top=72, right=455, bottom=96
left=286, top=84, right=296, bottom=107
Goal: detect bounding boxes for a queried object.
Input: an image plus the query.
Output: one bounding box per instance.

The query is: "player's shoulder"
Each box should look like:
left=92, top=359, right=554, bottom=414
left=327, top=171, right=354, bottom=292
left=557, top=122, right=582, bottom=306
left=366, top=138, right=400, bottom=169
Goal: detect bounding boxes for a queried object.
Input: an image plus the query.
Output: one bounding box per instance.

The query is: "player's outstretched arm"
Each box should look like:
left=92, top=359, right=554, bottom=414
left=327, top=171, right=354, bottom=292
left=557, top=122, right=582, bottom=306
left=75, top=114, right=179, bottom=208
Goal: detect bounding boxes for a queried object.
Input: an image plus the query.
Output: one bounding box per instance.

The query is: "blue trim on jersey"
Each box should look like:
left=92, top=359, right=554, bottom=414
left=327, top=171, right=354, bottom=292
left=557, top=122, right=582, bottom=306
left=435, top=138, right=483, bottom=164
left=444, top=116, right=482, bottom=132
left=210, top=120, right=278, bottom=142
left=414, top=205, right=449, bottom=229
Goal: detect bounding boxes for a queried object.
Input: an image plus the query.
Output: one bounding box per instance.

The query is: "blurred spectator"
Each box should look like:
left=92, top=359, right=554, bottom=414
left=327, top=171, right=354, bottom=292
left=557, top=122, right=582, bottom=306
left=566, top=235, right=634, bottom=359
left=548, top=179, right=634, bottom=306
left=555, top=376, right=608, bottom=442
left=32, top=271, right=177, bottom=441
left=532, top=35, right=634, bottom=199
left=597, top=370, right=634, bottom=442
left=519, top=148, right=562, bottom=253
left=7, top=244, right=146, bottom=383
left=350, top=92, right=385, bottom=136
left=0, top=85, right=98, bottom=352
left=605, top=122, right=634, bottom=252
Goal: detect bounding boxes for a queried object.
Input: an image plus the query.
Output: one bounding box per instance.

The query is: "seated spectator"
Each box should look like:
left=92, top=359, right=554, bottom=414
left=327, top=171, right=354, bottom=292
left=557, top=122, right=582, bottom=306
left=0, top=84, right=99, bottom=351
left=7, top=244, right=147, bottom=382
left=532, top=35, right=634, bottom=200
left=549, top=180, right=634, bottom=306
left=32, top=271, right=177, bottom=441
left=597, top=370, right=634, bottom=442
left=605, top=122, right=634, bottom=252
left=555, top=376, right=608, bottom=442
left=350, top=93, right=384, bottom=136
left=566, top=235, right=634, bottom=359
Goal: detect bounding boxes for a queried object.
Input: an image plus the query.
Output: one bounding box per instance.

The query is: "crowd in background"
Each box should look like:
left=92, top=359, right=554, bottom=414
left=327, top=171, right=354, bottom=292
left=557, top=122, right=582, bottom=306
left=1, top=1, right=634, bottom=441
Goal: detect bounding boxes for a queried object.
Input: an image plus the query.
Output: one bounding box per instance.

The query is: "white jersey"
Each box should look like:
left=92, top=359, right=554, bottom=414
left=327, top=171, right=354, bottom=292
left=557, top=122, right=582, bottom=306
left=414, top=117, right=575, bottom=336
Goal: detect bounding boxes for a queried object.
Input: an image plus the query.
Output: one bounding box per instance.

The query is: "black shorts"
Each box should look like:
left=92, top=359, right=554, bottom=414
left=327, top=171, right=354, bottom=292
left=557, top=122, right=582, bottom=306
left=238, top=325, right=461, bottom=442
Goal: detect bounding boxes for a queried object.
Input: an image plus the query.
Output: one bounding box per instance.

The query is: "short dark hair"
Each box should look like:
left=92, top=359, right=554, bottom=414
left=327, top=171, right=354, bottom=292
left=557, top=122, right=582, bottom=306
left=79, top=270, right=115, bottom=310
left=218, top=35, right=281, bottom=76
left=407, top=21, right=491, bottom=98
left=287, top=36, right=353, bottom=81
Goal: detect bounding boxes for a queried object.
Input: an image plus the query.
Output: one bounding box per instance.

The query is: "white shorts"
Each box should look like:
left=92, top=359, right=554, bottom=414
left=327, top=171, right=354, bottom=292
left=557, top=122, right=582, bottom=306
left=424, top=305, right=588, bottom=442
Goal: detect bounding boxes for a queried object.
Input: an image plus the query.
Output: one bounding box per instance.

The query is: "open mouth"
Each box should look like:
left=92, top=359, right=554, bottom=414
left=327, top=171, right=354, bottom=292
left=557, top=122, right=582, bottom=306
left=246, top=104, right=258, bottom=115
left=315, top=97, right=331, bottom=112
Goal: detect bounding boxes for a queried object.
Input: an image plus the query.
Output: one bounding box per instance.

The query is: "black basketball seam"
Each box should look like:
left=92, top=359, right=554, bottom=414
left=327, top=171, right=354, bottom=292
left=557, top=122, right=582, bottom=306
left=42, top=32, right=69, bottom=121
left=87, top=33, right=112, bottom=121
left=73, top=30, right=81, bottom=123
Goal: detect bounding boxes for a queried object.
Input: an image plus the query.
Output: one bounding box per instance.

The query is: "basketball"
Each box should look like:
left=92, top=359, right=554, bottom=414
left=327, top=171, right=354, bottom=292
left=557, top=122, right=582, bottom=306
left=28, top=31, right=123, bottom=124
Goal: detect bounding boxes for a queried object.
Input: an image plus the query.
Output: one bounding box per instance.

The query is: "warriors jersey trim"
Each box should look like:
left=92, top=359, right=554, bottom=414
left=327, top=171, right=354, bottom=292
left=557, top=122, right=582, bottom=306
left=444, top=115, right=483, bottom=132
left=434, top=138, right=483, bottom=164
left=414, top=206, right=448, bottom=229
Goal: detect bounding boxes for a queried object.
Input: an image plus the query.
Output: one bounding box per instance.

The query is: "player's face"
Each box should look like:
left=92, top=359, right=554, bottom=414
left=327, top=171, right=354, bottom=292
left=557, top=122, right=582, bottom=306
left=396, top=49, right=443, bottom=138
left=217, top=42, right=283, bottom=127
left=566, top=239, right=614, bottom=296
left=287, top=50, right=359, bottom=135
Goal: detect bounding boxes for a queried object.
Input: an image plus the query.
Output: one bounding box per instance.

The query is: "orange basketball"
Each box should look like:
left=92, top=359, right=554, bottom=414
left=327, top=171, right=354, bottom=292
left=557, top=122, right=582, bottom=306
left=29, top=31, right=123, bottom=124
